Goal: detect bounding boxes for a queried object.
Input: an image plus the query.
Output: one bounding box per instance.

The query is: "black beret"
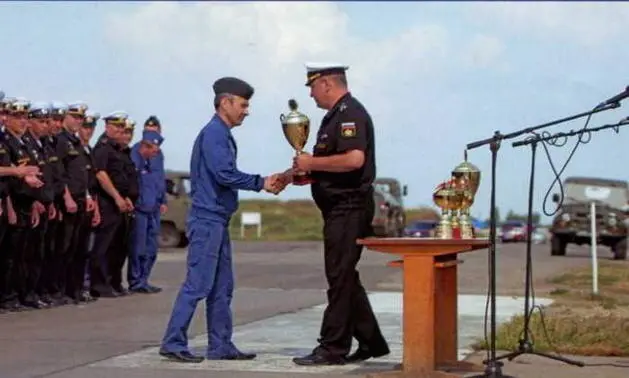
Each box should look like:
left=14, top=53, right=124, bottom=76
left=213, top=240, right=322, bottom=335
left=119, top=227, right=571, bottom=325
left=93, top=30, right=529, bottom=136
left=212, top=77, right=254, bottom=100
left=144, top=115, right=161, bottom=128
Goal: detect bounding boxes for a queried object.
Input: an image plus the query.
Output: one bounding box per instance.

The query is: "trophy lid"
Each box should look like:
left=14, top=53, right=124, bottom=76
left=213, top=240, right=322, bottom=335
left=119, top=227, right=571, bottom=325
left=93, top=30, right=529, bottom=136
left=281, top=99, right=309, bottom=126
left=452, top=150, right=480, bottom=175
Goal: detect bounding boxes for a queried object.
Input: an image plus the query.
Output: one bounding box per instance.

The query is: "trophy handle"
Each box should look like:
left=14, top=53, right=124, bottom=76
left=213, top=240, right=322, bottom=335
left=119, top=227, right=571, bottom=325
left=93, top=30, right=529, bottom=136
left=279, top=114, right=286, bottom=123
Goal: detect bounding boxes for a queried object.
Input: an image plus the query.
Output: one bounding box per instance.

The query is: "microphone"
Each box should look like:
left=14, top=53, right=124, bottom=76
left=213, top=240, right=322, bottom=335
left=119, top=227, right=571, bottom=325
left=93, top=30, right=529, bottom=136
left=595, top=85, right=629, bottom=109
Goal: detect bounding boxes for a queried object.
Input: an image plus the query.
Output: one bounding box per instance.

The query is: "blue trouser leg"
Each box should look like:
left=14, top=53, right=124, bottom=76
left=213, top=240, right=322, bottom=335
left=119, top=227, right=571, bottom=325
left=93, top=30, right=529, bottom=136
left=127, top=212, right=148, bottom=290
left=143, top=210, right=160, bottom=287
left=206, top=227, right=236, bottom=357
left=160, top=219, right=224, bottom=353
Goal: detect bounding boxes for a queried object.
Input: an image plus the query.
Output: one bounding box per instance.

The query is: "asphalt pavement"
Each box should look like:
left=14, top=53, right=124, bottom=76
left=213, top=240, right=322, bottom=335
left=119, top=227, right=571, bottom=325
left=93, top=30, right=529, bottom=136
left=1, top=240, right=629, bottom=378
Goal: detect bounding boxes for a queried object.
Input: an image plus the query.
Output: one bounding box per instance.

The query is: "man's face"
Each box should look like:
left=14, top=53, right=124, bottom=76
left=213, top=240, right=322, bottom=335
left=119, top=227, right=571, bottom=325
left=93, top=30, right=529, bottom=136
left=6, top=113, right=28, bottom=135
left=140, top=142, right=160, bottom=158
left=105, top=122, right=124, bottom=140
left=30, top=118, right=49, bottom=136
left=309, top=77, right=329, bottom=109
left=222, top=95, right=250, bottom=127
left=144, top=125, right=160, bottom=134
left=49, top=117, right=63, bottom=135
left=78, top=125, right=95, bottom=142
left=64, top=113, right=83, bottom=133
left=120, top=130, right=133, bottom=146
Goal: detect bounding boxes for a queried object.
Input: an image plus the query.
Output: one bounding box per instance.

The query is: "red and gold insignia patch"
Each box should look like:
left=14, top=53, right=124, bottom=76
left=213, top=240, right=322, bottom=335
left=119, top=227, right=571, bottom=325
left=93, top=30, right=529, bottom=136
left=341, top=122, right=356, bottom=138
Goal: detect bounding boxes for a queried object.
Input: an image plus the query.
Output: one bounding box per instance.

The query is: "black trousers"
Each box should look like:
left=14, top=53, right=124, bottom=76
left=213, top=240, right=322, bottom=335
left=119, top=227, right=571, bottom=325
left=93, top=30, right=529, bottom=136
left=57, top=200, right=87, bottom=299
left=70, top=209, right=93, bottom=296
left=316, top=200, right=388, bottom=357
left=22, top=214, right=47, bottom=304
left=90, top=199, right=122, bottom=294
left=0, top=202, right=10, bottom=303
left=38, top=209, right=62, bottom=298
left=109, top=213, right=132, bottom=290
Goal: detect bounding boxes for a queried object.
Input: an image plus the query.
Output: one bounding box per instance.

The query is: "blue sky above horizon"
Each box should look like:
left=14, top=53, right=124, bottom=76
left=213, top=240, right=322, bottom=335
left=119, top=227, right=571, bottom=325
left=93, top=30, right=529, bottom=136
left=1, top=1, right=628, bottom=222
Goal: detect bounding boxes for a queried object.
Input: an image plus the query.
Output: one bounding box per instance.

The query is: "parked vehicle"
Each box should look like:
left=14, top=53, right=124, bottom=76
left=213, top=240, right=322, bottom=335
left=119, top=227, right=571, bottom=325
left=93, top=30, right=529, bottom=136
left=371, top=177, right=408, bottom=237
left=159, top=170, right=191, bottom=248
left=549, top=176, right=628, bottom=259
left=500, top=220, right=529, bottom=243
left=404, top=220, right=438, bottom=238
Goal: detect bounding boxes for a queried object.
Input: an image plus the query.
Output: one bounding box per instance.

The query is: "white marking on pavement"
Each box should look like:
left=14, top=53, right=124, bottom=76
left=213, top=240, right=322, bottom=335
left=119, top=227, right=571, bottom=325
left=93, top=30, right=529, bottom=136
left=90, top=292, right=552, bottom=374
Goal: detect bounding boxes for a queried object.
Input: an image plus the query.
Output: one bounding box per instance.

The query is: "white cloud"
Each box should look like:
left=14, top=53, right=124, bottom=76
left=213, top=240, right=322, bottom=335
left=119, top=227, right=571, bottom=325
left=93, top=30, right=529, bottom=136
left=470, top=2, right=629, bottom=47
left=464, top=34, right=505, bottom=69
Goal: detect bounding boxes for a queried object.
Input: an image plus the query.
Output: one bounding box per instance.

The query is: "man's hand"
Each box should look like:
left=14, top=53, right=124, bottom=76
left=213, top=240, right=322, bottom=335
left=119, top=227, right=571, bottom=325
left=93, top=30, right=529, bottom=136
left=263, top=174, right=282, bottom=195
left=86, top=197, right=96, bottom=212
left=160, top=204, right=168, bottom=215
left=293, top=153, right=314, bottom=172
left=124, top=197, right=134, bottom=212
left=34, top=201, right=46, bottom=214
left=48, top=204, right=57, bottom=220
left=64, top=195, right=78, bottom=213
left=30, top=205, right=41, bottom=228
left=115, top=196, right=127, bottom=212
left=15, top=165, right=40, bottom=178
left=24, top=175, right=44, bottom=188
left=92, top=208, right=101, bottom=227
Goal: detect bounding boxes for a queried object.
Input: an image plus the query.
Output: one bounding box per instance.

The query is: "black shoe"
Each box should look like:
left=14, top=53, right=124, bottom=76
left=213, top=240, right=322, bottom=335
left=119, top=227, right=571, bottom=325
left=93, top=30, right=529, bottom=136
left=129, top=287, right=152, bottom=294
left=292, top=352, right=345, bottom=366
left=345, top=346, right=390, bottom=363
left=147, top=285, right=162, bottom=293
left=159, top=349, right=204, bottom=363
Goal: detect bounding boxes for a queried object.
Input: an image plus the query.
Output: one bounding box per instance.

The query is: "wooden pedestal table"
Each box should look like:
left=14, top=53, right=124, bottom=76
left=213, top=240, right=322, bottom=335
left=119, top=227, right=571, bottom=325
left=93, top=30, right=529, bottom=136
left=356, top=237, right=490, bottom=378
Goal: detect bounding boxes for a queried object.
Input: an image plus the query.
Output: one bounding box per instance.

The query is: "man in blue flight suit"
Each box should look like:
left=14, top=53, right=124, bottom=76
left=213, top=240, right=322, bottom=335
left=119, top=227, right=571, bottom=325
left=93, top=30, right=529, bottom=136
left=159, top=77, right=283, bottom=363
left=129, top=115, right=166, bottom=293
left=128, top=129, right=164, bottom=294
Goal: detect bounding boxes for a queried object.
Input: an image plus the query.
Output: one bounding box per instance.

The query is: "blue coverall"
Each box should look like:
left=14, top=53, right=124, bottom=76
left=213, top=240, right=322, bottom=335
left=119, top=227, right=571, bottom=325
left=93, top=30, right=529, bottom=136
left=160, top=114, right=264, bottom=358
left=127, top=144, right=164, bottom=290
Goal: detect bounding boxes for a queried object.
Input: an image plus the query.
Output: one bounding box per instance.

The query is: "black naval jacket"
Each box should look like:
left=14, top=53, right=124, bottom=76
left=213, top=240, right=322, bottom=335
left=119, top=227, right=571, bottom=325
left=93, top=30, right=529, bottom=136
left=0, top=136, right=12, bottom=201
left=92, top=133, right=128, bottom=205
left=4, top=132, right=40, bottom=225
left=43, top=135, right=65, bottom=205
left=56, top=129, right=90, bottom=202
left=120, top=145, right=139, bottom=204
left=310, top=92, right=376, bottom=212
left=22, top=132, right=55, bottom=206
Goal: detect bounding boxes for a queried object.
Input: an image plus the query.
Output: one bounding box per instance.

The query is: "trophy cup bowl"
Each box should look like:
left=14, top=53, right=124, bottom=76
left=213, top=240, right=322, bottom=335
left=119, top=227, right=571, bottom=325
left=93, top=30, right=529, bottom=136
left=280, top=99, right=313, bottom=185
left=451, top=150, right=481, bottom=238
left=433, top=179, right=460, bottom=239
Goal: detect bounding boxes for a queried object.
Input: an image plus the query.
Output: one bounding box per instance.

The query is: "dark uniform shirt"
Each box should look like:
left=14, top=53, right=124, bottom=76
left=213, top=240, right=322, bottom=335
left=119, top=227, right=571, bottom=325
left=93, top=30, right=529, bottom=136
left=120, top=145, right=139, bottom=204
left=0, top=138, right=12, bottom=200
left=82, top=144, right=98, bottom=197
left=4, top=132, right=41, bottom=226
left=22, top=132, right=55, bottom=206
left=43, top=135, right=65, bottom=204
left=92, top=133, right=128, bottom=203
left=56, top=129, right=89, bottom=201
left=311, top=93, right=376, bottom=211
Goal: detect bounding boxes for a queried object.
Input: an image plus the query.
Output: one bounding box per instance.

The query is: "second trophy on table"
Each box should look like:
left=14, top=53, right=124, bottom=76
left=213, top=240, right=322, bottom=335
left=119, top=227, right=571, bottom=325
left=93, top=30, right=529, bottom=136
left=280, top=99, right=313, bottom=185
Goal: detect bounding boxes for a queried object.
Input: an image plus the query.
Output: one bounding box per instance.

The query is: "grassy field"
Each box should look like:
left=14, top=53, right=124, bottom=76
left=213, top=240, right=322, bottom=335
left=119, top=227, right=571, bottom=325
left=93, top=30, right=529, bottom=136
left=473, top=261, right=629, bottom=356
left=228, top=199, right=440, bottom=241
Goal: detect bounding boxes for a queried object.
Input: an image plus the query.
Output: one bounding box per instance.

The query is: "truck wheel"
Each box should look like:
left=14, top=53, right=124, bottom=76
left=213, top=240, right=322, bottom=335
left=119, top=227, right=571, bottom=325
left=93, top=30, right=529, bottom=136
left=550, top=235, right=567, bottom=256
left=159, top=222, right=182, bottom=249
left=612, top=238, right=627, bottom=260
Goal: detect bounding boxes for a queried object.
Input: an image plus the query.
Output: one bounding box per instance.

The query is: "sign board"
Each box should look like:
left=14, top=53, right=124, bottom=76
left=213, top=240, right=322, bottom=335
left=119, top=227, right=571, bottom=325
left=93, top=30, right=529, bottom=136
left=240, top=212, right=262, bottom=238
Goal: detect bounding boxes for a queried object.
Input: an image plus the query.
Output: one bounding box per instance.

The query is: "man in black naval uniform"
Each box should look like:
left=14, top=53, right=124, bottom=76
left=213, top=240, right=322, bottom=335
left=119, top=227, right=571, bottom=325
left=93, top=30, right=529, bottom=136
left=90, top=111, right=131, bottom=298
left=286, top=63, right=389, bottom=366
left=22, top=102, right=56, bottom=309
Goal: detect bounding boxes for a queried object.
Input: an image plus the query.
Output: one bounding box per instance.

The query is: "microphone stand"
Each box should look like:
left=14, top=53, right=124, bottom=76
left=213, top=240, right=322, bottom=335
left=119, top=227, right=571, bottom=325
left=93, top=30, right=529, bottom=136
left=465, top=103, right=619, bottom=378
left=501, top=117, right=629, bottom=367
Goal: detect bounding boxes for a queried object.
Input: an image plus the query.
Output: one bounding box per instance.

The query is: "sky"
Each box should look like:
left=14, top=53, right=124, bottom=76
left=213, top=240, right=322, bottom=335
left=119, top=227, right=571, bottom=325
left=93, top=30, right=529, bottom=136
left=1, top=1, right=628, bottom=223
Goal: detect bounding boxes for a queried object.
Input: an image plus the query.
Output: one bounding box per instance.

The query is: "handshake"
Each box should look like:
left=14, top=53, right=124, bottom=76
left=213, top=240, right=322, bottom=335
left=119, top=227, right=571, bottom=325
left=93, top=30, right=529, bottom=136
left=262, top=171, right=292, bottom=195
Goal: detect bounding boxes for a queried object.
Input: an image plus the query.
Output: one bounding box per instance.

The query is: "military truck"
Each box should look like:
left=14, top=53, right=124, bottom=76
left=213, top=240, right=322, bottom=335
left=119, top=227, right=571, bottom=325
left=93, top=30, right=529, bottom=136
left=372, top=177, right=408, bottom=237
left=549, top=176, right=628, bottom=260
left=159, top=170, right=191, bottom=248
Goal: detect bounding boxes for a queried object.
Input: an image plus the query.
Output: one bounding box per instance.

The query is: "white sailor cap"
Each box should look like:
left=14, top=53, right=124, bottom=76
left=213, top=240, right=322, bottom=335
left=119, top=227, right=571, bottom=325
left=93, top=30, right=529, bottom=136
left=124, top=117, right=136, bottom=131
left=103, top=110, right=128, bottom=125
left=28, top=102, right=52, bottom=119
left=8, top=97, right=30, bottom=114
left=0, top=96, right=15, bottom=112
left=83, top=110, right=100, bottom=127
left=304, top=62, right=349, bottom=86
left=50, top=102, right=68, bottom=118
left=67, top=101, right=89, bottom=117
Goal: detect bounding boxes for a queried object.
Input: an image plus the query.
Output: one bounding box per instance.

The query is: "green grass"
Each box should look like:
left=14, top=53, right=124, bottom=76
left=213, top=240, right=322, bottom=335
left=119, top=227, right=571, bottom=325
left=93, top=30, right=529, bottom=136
left=472, top=261, right=629, bottom=356
left=228, top=199, right=440, bottom=241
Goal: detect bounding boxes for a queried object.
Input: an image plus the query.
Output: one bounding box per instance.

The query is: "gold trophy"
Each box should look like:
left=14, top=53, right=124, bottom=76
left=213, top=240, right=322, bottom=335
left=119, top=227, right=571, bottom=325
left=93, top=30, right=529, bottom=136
left=433, top=179, right=460, bottom=239
left=280, top=99, right=313, bottom=185
left=451, top=150, right=481, bottom=239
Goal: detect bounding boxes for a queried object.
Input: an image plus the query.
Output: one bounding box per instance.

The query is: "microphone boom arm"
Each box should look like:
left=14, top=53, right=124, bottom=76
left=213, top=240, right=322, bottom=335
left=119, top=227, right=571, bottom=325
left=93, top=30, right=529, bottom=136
left=512, top=117, right=629, bottom=148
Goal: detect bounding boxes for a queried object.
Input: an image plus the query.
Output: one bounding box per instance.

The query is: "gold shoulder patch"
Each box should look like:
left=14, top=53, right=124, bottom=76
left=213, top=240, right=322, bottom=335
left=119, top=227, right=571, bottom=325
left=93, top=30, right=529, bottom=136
left=340, top=122, right=356, bottom=138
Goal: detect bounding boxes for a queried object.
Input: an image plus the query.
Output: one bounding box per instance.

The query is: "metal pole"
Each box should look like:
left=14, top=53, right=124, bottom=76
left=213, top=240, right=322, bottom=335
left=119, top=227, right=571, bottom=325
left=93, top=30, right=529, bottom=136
left=590, top=201, right=598, bottom=295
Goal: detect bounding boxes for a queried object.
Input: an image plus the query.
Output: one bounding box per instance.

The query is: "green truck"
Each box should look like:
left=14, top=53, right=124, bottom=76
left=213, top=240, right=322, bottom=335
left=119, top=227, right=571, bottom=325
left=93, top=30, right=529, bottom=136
left=549, top=176, right=628, bottom=260
left=158, top=171, right=408, bottom=247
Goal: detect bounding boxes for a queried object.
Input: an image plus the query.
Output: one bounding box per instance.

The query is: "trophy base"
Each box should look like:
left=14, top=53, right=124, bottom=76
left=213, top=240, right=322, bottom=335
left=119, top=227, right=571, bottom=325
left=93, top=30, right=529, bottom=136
left=452, top=226, right=461, bottom=239
left=293, top=173, right=314, bottom=186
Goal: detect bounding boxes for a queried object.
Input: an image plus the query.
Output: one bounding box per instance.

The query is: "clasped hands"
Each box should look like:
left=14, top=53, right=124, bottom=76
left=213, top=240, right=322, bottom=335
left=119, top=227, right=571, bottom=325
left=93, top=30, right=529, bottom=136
left=263, top=173, right=290, bottom=195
